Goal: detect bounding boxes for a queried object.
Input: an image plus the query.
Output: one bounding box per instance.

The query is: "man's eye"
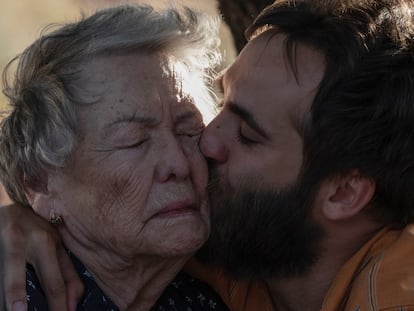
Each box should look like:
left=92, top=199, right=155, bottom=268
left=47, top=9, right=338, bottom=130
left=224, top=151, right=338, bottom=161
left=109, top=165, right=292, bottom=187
left=237, top=127, right=258, bottom=146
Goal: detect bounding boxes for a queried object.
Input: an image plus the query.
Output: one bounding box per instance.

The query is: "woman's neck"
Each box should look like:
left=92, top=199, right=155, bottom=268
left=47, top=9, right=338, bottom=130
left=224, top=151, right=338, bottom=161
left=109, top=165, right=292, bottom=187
left=62, top=234, right=191, bottom=311
left=92, top=254, right=189, bottom=311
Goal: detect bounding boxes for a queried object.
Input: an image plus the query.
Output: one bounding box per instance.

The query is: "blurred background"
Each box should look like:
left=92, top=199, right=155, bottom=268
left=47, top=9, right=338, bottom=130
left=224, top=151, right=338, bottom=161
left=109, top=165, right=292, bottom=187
left=0, top=0, right=273, bottom=109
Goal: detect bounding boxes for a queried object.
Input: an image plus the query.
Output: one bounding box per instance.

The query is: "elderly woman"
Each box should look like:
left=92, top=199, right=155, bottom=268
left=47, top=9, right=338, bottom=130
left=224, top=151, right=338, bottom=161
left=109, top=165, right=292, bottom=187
left=0, top=4, right=229, bottom=311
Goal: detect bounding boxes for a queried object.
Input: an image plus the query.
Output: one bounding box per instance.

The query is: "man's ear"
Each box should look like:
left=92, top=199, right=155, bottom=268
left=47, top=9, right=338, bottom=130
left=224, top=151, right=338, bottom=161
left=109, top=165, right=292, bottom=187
left=24, top=173, right=52, bottom=221
left=319, top=170, right=375, bottom=221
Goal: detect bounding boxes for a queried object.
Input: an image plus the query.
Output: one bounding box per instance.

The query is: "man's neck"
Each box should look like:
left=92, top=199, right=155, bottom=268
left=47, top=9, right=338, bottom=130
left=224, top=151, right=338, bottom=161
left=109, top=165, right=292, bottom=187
left=266, top=221, right=383, bottom=311
left=266, top=257, right=342, bottom=311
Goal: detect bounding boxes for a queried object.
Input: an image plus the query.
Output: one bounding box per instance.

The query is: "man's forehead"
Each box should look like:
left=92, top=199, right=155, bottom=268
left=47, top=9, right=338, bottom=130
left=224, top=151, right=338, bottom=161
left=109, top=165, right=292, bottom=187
left=216, top=32, right=324, bottom=134
left=222, top=32, right=324, bottom=92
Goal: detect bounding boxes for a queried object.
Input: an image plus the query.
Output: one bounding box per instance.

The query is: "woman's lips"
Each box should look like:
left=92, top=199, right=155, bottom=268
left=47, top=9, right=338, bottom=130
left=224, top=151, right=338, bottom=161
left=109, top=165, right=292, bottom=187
left=154, top=201, right=198, bottom=218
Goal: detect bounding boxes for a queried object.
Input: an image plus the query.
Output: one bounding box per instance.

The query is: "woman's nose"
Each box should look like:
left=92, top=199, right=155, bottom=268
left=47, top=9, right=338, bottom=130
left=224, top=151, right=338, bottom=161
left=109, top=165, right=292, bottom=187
left=200, top=119, right=229, bottom=163
left=156, top=138, right=190, bottom=183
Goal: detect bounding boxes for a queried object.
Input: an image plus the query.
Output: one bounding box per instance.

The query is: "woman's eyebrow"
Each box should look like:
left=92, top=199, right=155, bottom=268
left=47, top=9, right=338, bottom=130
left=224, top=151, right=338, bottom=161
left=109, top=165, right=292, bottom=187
left=101, top=115, right=157, bottom=139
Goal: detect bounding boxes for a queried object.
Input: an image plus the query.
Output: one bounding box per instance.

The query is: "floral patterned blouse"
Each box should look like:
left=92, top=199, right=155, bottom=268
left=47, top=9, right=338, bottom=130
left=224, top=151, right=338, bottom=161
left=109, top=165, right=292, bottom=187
left=26, top=251, right=230, bottom=311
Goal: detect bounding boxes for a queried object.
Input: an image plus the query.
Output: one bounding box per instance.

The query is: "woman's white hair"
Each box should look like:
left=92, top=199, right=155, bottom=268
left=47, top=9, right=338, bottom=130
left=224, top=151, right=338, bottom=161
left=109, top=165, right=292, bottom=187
left=0, top=4, right=221, bottom=206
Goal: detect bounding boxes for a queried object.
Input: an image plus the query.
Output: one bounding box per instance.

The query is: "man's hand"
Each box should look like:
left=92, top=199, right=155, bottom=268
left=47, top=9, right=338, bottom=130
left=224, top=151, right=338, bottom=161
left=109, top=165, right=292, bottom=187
left=0, top=204, right=84, bottom=311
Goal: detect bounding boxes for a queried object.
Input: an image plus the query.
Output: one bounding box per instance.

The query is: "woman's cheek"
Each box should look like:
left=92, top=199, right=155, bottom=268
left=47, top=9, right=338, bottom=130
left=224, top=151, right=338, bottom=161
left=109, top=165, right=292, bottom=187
left=98, top=163, right=151, bottom=214
left=181, top=136, right=208, bottom=193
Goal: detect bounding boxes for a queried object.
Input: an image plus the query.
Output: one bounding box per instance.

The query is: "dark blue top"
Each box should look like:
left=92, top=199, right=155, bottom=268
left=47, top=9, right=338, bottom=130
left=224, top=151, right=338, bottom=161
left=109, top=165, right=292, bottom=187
left=26, top=251, right=229, bottom=311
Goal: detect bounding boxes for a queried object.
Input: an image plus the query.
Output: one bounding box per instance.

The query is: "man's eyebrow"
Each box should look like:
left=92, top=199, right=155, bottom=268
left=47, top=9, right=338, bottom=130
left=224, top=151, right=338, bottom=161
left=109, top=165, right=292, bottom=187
left=228, top=102, right=269, bottom=139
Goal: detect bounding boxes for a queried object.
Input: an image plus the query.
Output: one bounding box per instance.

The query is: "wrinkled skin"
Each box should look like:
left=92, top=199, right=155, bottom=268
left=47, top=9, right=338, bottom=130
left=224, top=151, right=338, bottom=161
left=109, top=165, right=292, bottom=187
left=0, top=51, right=211, bottom=311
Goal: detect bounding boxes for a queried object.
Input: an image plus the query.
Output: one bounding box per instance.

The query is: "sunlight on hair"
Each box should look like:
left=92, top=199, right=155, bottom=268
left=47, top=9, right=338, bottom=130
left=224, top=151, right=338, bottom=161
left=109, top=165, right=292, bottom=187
left=167, top=58, right=218, bottom=124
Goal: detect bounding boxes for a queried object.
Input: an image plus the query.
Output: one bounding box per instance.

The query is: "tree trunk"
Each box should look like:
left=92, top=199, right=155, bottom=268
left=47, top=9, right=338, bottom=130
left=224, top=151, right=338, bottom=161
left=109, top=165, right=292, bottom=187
left=218, top=0, right=274, bottom=52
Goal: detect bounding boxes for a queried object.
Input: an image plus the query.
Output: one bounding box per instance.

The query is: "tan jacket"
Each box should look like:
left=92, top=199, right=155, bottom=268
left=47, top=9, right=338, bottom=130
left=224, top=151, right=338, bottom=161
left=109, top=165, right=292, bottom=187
left=185, top=224, right=414, bottom=311
left=322, top=225, right=414, bottom=311
left=184, top=259, right=273, bottom=311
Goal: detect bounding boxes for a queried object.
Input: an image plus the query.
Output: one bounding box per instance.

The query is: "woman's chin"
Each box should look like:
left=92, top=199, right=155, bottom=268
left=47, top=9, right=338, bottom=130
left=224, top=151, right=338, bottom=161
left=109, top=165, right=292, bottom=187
left=153, top=222, right=210, bottom=258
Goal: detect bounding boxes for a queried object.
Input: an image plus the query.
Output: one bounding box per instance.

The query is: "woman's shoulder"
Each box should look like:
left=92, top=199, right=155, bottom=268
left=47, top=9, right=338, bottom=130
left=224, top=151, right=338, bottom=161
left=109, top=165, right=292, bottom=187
left=153, top=272, right=230, bottom=311
left=26, top=258, right=119, bottom=311
left=25, top=253, right=229, bottom=311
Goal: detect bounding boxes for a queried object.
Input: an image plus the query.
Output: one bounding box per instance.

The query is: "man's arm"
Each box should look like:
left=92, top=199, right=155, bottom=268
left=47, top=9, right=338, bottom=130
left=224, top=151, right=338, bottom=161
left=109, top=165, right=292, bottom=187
left=0, top=187, right=84, bottom=311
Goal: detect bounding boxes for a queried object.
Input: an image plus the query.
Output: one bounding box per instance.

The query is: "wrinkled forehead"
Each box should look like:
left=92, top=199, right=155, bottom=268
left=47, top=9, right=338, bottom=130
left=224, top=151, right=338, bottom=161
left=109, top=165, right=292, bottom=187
left=162, top=55, right=214, bottom=122
left=72, top=52, right=204, bottom=131
left=161, top=56, right=198, bottom=106
left=79, top=52, right=199, bottom=100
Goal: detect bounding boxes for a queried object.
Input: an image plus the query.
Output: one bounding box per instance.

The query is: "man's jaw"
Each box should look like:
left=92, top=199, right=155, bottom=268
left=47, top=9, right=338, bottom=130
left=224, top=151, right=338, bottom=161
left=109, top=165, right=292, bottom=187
left=199, top=173, right=324, bottom=280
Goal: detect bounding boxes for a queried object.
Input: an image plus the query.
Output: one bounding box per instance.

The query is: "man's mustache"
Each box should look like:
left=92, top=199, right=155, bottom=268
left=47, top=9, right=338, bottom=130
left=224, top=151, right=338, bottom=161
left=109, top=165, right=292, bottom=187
left=207, top=162, right=225, bottom=196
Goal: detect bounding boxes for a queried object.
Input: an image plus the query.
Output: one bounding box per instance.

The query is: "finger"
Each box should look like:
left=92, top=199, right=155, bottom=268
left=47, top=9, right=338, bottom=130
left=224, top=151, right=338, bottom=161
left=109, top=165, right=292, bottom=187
left=56, top=246, right=84, bottom=311
left=1, top=224, right=28, bottom=311
left=29, top=231, right=68, bottom=311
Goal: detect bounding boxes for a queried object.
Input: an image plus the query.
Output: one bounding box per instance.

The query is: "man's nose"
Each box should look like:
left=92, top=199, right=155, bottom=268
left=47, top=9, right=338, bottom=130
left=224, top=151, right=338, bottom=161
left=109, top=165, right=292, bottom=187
left=156, top=138, right=190, bottom=183
left=200, top=117, right=229, bottom=163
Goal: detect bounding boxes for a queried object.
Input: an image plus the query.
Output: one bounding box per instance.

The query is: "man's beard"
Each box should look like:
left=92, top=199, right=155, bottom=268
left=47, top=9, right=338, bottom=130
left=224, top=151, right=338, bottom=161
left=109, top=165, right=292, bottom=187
left=197, top=166, right=324, bottom=280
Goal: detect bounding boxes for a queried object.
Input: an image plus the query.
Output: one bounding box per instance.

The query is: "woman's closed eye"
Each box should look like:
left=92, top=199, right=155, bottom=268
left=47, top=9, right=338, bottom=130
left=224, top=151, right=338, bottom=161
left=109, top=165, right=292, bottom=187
left=176, top=124, right=204, bottom=139
left=121, top=138, right=149, bottom=149
left=177, top=131, right=202, bottom=138
left=111, top=128, right=149, bottom=150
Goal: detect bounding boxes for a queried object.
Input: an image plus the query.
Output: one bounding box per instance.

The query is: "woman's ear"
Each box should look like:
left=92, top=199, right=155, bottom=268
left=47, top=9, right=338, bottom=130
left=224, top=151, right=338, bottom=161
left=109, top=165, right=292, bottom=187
left=24, top=173, right=52, bottom=221
left=319, top=170, right=375, bottom=221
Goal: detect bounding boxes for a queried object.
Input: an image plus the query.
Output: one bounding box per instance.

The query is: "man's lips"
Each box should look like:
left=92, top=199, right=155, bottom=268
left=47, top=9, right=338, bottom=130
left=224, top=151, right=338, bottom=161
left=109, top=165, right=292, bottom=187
left=154, top=200, right=198, bottom=218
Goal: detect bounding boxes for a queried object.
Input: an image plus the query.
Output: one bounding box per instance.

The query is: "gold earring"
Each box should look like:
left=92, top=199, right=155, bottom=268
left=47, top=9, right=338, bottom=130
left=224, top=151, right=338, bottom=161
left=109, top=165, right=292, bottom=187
left=50, top=207, right=63, bottom=225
